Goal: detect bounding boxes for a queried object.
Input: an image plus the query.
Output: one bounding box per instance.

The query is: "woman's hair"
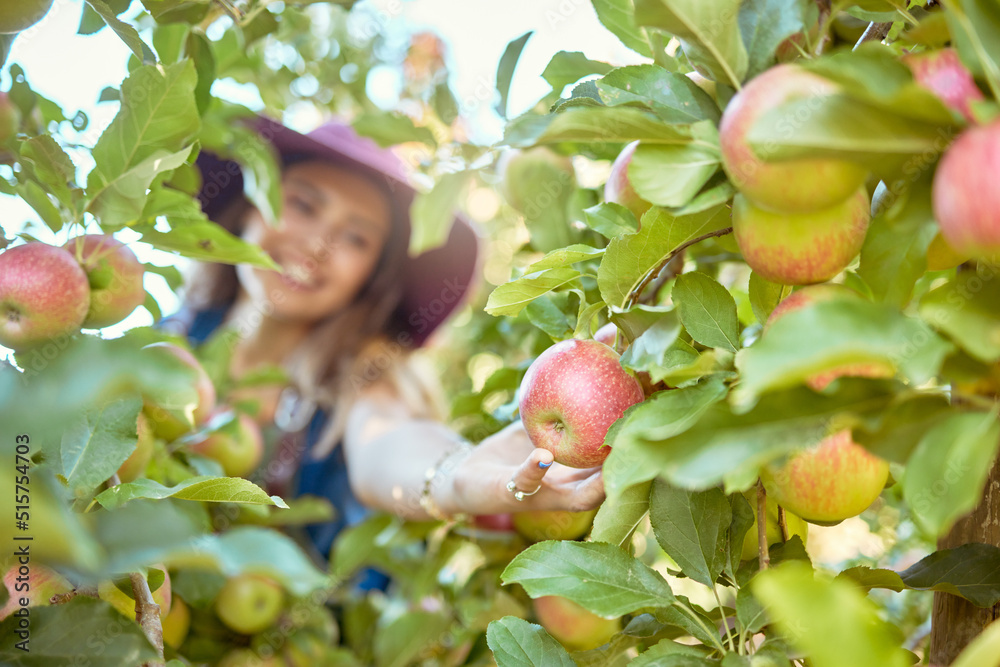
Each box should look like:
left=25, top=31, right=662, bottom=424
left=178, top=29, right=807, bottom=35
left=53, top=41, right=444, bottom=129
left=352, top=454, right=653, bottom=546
left=181, top=160, right=446, bottom=457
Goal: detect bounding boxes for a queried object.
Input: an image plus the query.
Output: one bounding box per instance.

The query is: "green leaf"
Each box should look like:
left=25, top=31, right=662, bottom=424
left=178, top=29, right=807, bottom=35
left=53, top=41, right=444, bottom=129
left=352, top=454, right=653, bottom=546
left=527, top=245, right=605, bottom=272
left=542, top=51, right=615, bottom=92
left=85, top=0, right=156, bottom=64
left=903, top=410, right=1000, bottom=538
left=96, top=476, right=289, bottom=510
left=619, top=313, right=685, bottom=382
left=748, top=273, right=791, bottom=326
left=629, top=141, right=720, bottom=208
left=504, top=107, right=702, bottom=148
left=734, top=299, right=952, bottom=407
left=921, top=269, right=1000, bottom=363
left=738, top=0, right=817, bottom=79
left=627, top=379, right=897, bottom=490
left=19, top=135, right=78, bottom=210
left=859, top=178, right=938, bottom=308
left=496, top=32, right=533, bottom=118
left=649, top=480, right=731, bottom=587
left=87, top=61, right=200, bottom=228
left=633, top=640, right=718, bottom=666
left=353, top=111, right=438, bottom=148
left=16, top=181, right=64, bottom=233
left=185, top=31, right=216, bottom=115
left=596, top=65, right=720, bottom=123
left=952, top=617, right=1000, bottom=667
left=599, top=205, right=729, bottom=309
left=61, top=394, right=143, bottom=497
left=0, top=597, right=159, bottom=666
left=330, top=514, right=394, bottom=582
left=591, top=0, right=652, bottom=56
left=752, top=561, right=912, bottom=667
left=945, top=0, right=1000, bottom=99
left=835, top=566, right=906, bottom=593
left=486, top=617, right=577, bottom=667
left=487, top=268, right=581, bottom=317
left=501, top=541, right=675, bottom=616
left=736, top=586, right=768, bottom=634
left=591, top=480, right=652, bottom=548
left=673, top=272, right=740, bottom=353
left=526, top=296, right=575, bottom=341
left=410, top=171, right=470, bottom=256
left=374, top=611, right=451, bottom=667
left=583, top=202, right=639, bottom=238
left=853, top=392, right=953, bottom=464
left=900, top=543, right=1000, bottom=608
left=634, top=0, right=749, bottom=89
left=603, top=377, right=728, bottom=501
left=725, top=492, right=755, bottom=581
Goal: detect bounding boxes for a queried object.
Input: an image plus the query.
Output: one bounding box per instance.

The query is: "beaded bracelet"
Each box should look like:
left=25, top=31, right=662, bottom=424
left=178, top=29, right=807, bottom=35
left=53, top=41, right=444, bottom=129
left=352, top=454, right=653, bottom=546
left=419, top=442, right=472, bottom=522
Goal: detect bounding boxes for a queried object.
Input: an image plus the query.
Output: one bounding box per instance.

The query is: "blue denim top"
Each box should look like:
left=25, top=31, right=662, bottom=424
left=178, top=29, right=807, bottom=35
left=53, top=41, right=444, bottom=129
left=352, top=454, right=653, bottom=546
left=180, top=305, right=388, bottom=588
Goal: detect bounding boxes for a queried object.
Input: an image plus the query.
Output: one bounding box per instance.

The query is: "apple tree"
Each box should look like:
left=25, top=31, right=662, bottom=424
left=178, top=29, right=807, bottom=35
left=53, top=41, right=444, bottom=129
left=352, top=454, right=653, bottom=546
left=478, top=0, right=1000, bottom=665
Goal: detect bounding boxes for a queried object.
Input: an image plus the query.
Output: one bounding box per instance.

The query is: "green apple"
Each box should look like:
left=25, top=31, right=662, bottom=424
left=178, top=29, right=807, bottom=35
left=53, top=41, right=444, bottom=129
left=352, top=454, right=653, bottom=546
left=190, top=410, right=264, bottom=478
left=533, top=596, right=620, bottom=651
left=161, top=596, right=190, bottom=649
left=217, top=648, right=281, bottom=667
left=733, top=189, right=870, bottom=286
left=64, top=235, right=145, bottom=329
left=215, top=574, right=284, bottom=635
left=117, top=413, right=155, bottom=483
left=0, top=243, right=90, bottom=352
left=739, top=490, right=808, bottom=561
left=512, top=508, right=597, bottom=543
left=720, top=64, right=868, bottom=214
left=141, top=342, right=217, bottom=441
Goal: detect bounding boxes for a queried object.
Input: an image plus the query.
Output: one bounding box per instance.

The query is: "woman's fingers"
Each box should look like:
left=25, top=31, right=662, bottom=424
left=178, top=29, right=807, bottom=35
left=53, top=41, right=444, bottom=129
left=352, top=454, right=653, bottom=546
left=505, top=448, right=555, bottom=503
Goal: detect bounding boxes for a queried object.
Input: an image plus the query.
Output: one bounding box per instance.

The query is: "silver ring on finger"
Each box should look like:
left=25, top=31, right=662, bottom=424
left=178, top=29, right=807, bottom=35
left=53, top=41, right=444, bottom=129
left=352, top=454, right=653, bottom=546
left=506, top=478, right=541, bottom=502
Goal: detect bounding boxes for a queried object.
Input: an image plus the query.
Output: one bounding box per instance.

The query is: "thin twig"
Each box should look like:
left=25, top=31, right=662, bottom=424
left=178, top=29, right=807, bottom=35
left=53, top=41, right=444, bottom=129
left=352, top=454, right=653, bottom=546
left=625, top=227, right=734, bottom=308
left=638, top=252, right=686, bottom=305
left=757, top=480, right=770, bottom=571
left=854, top=22, right=892, bottom=50
left=712, top=587, right=737, bottom=652
left=130, top=573, right=164, bottom=666
left=778, top=504, right=790, bottom=542
left=213, top=0, right=244, bottom=21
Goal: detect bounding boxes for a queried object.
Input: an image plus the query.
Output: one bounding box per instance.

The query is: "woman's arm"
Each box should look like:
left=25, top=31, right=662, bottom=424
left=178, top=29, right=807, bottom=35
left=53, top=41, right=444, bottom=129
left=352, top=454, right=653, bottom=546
left=343, top=385, right=605, bottom=520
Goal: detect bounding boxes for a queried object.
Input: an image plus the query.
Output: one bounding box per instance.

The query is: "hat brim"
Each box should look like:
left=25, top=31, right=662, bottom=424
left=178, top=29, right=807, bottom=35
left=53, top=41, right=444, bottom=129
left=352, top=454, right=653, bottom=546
left=195, top=116, right=479, bottom=347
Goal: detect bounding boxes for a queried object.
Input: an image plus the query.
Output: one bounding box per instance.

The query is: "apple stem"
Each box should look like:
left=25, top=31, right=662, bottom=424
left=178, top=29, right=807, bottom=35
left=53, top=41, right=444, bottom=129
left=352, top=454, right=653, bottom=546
left=129, top=572, right=164, bottom=665
left=757, top=480, right=770, bottom=571
left=777, top=505, right=790, bottom=543
left=50, top=585, right=98, bottom=605
left=213, top=0, right=245, bottom=21
left=625, top=227, right=733, bottom=308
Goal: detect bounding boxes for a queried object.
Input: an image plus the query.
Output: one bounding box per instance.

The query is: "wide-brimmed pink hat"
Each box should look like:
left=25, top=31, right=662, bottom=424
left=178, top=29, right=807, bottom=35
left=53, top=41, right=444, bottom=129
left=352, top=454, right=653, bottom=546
left=195, top=116, right=478, bottom=346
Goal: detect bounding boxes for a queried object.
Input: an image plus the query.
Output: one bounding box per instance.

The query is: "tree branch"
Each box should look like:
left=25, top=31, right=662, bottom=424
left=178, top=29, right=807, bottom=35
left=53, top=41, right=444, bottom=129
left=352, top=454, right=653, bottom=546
left=130, top=573, right=164, bottom=666
left=626, top=227, right=733, bottom=308
left=757, top=480, right=770, bottom=571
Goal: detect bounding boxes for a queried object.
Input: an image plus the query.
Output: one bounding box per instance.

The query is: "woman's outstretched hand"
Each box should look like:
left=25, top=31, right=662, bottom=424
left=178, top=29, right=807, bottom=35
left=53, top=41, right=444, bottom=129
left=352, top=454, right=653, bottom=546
left=446, top=421, right=606, bottom=516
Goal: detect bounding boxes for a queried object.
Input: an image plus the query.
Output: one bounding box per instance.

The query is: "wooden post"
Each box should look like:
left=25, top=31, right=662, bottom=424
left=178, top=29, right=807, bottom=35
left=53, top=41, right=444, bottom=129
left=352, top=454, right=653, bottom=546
left=929, top=457, right=1000, bottom=664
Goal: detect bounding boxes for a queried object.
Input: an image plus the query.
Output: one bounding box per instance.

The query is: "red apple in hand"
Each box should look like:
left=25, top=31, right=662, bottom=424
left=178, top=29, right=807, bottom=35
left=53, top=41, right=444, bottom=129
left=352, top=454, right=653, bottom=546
left=190, top=410, right=264, bottom=478
left=64, top=235, right=145, bottom=329
left=720, top=64, right=868, bottom=213
left=733, top=189, right=870, bottom=285
left=604, top=141, right=652, bottom=222
left=759, top=285, right=891, bottom=525
left=0, top=243, right=90, bottom=351
left=904, top=48, right=983, bottom=123
left=932, top=119, right=1000, bottom=258
left=519, top=339, right=644, bottom=468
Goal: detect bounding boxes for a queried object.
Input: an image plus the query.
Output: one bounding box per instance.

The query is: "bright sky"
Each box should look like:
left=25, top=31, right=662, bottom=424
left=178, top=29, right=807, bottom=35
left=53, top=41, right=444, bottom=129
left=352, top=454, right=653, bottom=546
left=0, top=0, right=646, bottom=341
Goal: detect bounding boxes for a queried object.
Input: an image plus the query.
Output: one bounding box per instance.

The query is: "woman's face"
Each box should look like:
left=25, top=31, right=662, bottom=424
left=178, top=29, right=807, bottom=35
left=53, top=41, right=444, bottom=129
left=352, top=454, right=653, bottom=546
left=237, top=160, right=393, bottom=323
